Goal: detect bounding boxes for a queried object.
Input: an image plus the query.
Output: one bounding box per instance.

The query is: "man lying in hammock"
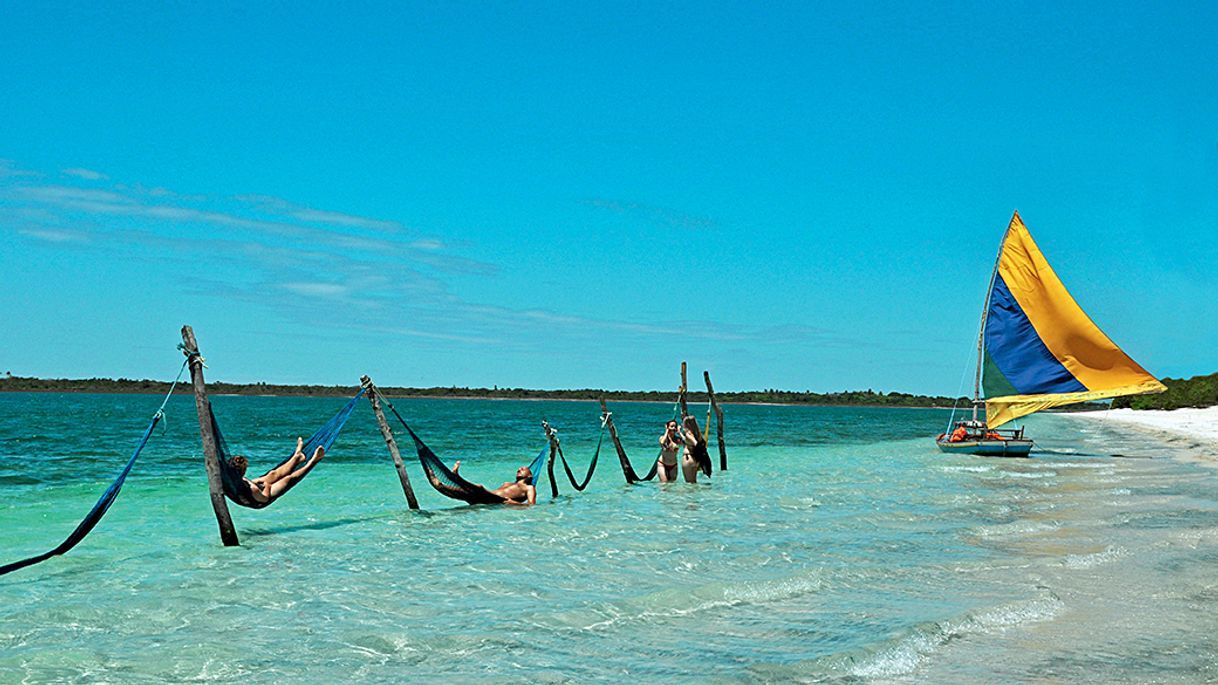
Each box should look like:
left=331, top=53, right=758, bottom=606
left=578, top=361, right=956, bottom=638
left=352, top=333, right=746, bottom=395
left=452, top=461, right=537, bottom=505
left=228, top=437, right=325, bottom=505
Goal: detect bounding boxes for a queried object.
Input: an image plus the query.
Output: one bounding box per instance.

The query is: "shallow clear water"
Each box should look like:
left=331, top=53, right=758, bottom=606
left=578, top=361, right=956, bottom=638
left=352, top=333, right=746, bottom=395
left=2, top=394, right=1218, bottom=683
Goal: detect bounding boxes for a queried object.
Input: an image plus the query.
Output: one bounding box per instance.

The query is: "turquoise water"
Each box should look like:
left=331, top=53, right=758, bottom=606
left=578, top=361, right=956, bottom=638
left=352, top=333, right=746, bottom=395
left=3, top=393, right=1218, bottom=683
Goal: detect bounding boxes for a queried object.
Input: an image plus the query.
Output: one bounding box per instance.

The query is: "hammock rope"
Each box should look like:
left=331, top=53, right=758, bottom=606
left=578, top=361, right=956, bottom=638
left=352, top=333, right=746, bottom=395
left=551, top=421, right=604, bottom=492
left=375, top=389, right=547, bottom=505
left=0, top=360, right=190, bottom=577
left=208, top=388, right=365, bottom=509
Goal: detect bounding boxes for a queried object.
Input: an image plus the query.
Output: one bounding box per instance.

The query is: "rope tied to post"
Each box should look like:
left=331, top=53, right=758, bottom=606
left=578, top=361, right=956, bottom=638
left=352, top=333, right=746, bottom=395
left=175, top=343, right=207, bottom=368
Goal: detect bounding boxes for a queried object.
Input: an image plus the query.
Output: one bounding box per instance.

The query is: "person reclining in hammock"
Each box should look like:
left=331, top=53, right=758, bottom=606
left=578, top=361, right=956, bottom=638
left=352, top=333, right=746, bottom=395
left=228, top=437, right=325, bottom=504
left=452, top=461, right=537, bottom=505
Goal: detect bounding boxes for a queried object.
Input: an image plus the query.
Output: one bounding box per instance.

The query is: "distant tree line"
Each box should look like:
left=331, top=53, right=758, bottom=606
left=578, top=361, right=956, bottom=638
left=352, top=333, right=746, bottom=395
left=0, top=375, right=964, bottom=407
left=1111, top=372, right=1218, bottom=410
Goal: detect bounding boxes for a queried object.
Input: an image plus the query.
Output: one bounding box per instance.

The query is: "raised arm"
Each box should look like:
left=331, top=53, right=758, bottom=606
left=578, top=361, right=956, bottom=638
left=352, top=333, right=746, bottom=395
left=680, top=426, right=699, bottom=447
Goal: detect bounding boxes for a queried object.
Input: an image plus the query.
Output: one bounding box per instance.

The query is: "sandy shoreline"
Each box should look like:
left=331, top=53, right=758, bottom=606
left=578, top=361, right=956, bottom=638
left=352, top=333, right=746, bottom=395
left=1064, top=406, right=1218, bottom=449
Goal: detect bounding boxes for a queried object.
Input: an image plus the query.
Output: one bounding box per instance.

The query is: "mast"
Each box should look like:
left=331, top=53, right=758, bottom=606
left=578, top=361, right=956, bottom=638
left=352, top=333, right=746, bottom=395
left=973, top=212, right=1019, bottom=422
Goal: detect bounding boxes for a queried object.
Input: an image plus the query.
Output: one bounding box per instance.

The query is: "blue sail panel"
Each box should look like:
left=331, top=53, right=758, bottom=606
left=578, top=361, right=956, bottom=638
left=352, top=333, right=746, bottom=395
left=983, top=274, right=1087, bottom=397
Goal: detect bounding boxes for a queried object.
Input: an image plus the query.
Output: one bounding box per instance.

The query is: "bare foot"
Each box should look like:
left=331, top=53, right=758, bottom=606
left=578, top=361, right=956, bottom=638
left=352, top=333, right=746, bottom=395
left=310, top=446, right=325, bottom=463
left=296, top=437, right=304, bottom=452
left=452, top=460, right=462, bottom=474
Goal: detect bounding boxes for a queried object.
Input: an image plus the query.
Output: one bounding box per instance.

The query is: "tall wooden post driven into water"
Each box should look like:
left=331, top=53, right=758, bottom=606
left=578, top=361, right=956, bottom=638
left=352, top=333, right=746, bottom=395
left=599, top=399, right=630, bottom=472
left=678, top=361, right=705, bottom=440
left=180, top=325, right=240, bottom=547
left=542, top=420, right=559, bottom=498
left=360, top=376, right=420, bottom=510
left=678, top=361, right=690, bottom=418
left=704, top=371, right=727, bottom=471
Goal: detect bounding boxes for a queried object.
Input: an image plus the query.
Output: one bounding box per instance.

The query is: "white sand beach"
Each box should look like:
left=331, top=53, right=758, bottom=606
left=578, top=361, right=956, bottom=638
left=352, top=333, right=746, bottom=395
left=1066, top=406, right=1218, bottom=448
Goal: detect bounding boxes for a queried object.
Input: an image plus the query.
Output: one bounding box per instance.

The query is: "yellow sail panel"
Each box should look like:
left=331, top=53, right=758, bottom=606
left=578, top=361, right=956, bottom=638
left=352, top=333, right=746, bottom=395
left=994, top=212, right=1163, bottom=393
left=986, top=380, right=1167, bottom=429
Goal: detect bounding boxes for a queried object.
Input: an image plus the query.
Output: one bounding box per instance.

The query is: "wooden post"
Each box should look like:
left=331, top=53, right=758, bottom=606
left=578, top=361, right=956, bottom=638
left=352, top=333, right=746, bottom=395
left=679, top=361, right=689, bottom=418
left=600, top=399, right=631, bottom=473
left=180, top=325, right=239, bottom=547
left=361, top=376, right=420, bottom=510
left=679, top=361, right=701, bottom=434
left=542, top=420, right=559, bottom=498
left=704, top=370, right=727, bottom=471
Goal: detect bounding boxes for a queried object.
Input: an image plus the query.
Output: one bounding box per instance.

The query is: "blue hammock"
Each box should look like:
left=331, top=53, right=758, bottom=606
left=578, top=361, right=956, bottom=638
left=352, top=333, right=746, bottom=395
left=379, top=395, right=547, bottom=505
left=0, top=413, right=162, bottom=577
left=208, top=389, right=365, bottom=509
left=0, top=362, right=189, bottom=577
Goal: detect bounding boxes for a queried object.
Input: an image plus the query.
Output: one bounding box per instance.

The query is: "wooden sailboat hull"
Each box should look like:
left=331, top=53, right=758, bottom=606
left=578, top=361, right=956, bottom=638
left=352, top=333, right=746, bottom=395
left=936, top=438, right=1033, bottom=457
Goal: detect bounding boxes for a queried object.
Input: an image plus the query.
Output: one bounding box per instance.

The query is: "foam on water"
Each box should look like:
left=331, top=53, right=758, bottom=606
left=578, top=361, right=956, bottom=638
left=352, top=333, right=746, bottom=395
left=940, top=465, right=993, bottom=474
left=848, top=594, right=1067, bottom=679
left=975, top=520, right=1062, bottom=538
left=1063, top=545, right=1130, bottom=569
left=982, top=469, right=1058, bottom=480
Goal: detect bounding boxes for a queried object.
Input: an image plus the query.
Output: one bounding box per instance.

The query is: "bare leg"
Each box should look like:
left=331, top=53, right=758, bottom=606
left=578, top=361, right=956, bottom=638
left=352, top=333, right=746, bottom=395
left=681, top=455, right=698, bottom=483
left=257, top=450, right=306, bottom=486
left=657, top=460, right=673, bottom=483
left=267, top=447, right=325, bottom=498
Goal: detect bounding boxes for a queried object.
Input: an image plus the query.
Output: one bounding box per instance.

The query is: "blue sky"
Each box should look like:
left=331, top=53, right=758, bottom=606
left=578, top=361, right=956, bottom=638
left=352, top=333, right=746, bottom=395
left=1, top=2, right=1215, bottom=393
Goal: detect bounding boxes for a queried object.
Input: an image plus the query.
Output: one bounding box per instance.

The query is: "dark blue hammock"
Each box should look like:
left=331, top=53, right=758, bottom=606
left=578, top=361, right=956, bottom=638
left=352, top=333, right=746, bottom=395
left=380, top=397, right=547, bottom=505
left=0, top=359, right=192, bottom=578
left=208, top=389, right=365, bottom=509
left=0, top=412, right=163, bottom=577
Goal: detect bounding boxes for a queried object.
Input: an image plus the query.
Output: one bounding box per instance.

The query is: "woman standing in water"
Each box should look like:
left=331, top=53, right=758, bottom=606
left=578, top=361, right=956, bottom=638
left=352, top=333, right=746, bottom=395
left=657, top=420, right=682, bottom=482
left=679, top=414, right=712, bottom=483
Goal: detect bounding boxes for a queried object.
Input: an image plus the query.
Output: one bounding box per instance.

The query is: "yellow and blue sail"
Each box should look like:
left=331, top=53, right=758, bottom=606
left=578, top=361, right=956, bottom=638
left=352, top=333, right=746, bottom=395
left=981, top=212, right=1165, bottom=428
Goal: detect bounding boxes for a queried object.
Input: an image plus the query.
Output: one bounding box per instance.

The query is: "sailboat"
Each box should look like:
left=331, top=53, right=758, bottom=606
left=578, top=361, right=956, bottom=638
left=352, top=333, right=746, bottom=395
left=937, top=211, right=1165, bottom=457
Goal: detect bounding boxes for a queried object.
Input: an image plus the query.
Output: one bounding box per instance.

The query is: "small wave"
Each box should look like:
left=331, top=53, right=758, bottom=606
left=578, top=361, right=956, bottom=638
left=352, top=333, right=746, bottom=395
left=1171, top=526, right=1218, bottom=549
left=577, top=571, right=824, bottom=631
left=975, top=520, right=1060, bottom=538
left=849, top=595, right=1065, bottom=678
left=723, top=574, right=824, bottom=603
left=984, top=470, right=1058, bottom=480
left=1063, top=545, right=1129, bottom=569
left=777, top=496, right=823, bottom=509
left=940, top=465, right=993, bottom=473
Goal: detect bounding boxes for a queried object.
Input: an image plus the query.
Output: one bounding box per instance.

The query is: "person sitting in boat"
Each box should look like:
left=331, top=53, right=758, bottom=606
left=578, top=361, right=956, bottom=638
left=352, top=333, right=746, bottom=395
left=984, top=430, right=1003, bottom=440
left=452, top=461, right=537, bottom=505
left=949, top=425, right=969, bottom=442
left=657, top=420, right=682, bottom=482
left=679, top=415, right=712, bottom=482
left=227, top=437, right=324, bottom=504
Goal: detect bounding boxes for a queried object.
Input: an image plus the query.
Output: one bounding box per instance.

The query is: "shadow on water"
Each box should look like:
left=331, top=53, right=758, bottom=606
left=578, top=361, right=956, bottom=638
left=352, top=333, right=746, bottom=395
left=0, top=545, right=205, bottom=587
left=241, top=514, right=399, bottom=537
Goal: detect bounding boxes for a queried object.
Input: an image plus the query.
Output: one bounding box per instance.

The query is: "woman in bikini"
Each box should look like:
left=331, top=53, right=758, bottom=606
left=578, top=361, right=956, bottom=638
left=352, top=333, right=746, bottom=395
left=679, top=414, right=712, bottom=483
left=657, top=420, right=681, bottom=482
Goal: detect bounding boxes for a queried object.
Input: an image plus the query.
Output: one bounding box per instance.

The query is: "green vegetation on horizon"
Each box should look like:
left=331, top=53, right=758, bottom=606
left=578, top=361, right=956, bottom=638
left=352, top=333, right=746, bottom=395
left=1112, top=372, right=1218, bottom=410
left=0, top=374, right=962, bottom=407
